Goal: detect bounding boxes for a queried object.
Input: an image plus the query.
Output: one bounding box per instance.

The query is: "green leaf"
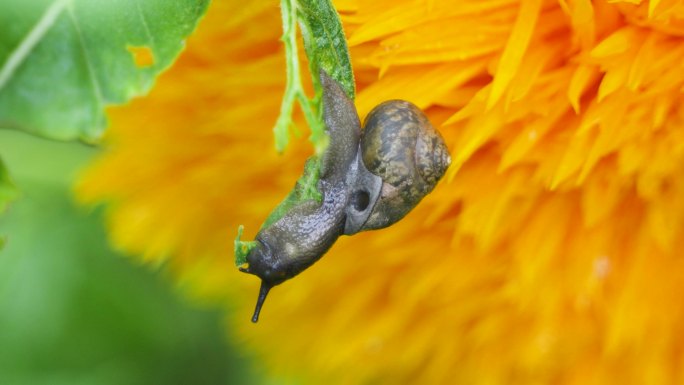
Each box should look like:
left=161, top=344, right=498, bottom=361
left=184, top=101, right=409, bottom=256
left=0, top=158, right=18, bottom=215
left=297, top=0, right=355, bottom=100
left=0, top=0, right=209, bottom=142
left=272, top=0, right=353, bottom=154
left=0, top=157, right=18, bottom=249
left=234, top=225, right=257, bottom=267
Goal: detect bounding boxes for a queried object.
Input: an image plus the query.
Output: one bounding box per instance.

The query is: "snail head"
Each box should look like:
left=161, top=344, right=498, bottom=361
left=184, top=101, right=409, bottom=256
left=239, top=235, right=289, bottom=323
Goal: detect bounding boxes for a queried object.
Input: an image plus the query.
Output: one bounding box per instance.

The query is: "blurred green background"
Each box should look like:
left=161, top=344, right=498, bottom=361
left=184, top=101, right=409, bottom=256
left=0, top=130, right=263, bottom=385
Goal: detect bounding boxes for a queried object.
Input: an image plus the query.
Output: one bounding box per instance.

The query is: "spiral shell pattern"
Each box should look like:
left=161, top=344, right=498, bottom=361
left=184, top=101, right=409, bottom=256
left=360, top=100, right=451, bottom=230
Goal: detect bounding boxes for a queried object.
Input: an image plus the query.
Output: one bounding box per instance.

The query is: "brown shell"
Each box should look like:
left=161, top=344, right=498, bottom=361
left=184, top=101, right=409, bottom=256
left=359, top=100, right=451, bottom=230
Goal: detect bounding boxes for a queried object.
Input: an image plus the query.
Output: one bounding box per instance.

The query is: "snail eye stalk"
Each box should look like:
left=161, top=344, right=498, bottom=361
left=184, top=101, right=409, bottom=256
left=251, top=280, right=272, bottom=323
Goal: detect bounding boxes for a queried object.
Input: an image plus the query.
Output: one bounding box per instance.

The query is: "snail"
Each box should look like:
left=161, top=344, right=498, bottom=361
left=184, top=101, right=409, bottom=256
left=240, top=71, right=450, bottom=322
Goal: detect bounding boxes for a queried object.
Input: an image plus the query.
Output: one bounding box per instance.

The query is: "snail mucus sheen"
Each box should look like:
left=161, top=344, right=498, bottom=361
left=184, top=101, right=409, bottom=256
left=239, top=72, right=451, bottom=322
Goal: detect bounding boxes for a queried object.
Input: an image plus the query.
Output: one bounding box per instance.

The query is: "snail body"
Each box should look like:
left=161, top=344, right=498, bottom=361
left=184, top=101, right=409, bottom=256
left=241, top=71, right=450, bottom=322
left=241, top=72, right=361, bottom=322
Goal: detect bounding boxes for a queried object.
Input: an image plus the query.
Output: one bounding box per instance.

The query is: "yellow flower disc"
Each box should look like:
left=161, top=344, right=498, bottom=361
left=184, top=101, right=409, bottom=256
left=78, top=0, right=684, bottom=384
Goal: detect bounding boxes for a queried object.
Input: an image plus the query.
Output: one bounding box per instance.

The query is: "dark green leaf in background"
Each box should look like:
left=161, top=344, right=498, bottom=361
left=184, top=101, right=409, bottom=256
left=0, top=0, right=209, bottom=142
left=0, top=157, right=18, bottom=217
left=0, top=158, right=18, bottom=248
left=0, top=131, right=265, bottom=385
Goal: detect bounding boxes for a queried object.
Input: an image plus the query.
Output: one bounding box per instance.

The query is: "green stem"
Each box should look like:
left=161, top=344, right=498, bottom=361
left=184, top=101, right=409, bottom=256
left=274, top=0, right=326, bottom=155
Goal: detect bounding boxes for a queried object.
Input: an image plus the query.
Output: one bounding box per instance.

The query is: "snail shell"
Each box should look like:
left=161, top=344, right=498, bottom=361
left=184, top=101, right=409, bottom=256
left=344, top=100, right=451, bottom=234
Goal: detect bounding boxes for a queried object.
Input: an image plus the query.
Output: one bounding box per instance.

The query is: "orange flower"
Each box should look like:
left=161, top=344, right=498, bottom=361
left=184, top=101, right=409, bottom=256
left=78, top=0, right=684, bottom=383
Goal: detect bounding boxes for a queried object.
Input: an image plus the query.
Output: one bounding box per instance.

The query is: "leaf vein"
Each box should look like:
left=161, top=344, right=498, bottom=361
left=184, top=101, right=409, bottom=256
left=66, top=5, right=105, bottom=110
left=0, top=0, right=69, bottom=92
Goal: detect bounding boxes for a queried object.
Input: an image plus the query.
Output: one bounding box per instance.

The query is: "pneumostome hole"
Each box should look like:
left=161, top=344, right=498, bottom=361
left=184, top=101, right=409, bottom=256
left=352, top=190, right=370, bottom=211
